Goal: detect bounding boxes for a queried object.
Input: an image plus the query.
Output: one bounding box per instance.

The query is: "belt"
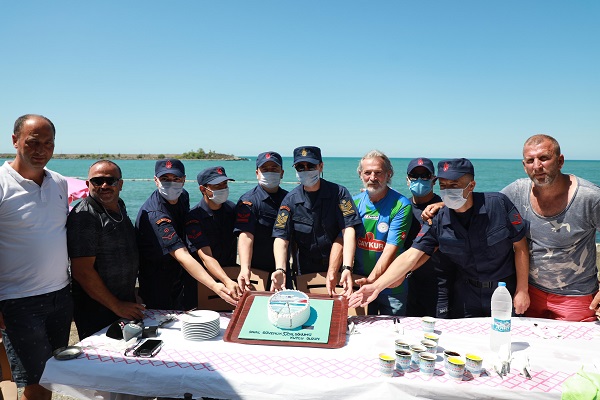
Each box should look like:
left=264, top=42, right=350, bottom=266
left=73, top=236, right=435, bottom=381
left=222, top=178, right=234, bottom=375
left=467, top=278, right=494, bottom=289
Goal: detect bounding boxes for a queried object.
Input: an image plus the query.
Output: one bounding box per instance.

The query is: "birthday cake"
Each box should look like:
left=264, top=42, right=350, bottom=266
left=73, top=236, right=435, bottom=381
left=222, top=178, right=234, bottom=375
left=267, top=290, right=310, bottom=329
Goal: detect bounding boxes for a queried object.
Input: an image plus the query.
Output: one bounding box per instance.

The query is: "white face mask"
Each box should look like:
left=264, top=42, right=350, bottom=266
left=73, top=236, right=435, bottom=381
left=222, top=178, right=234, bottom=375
left=296, top=170, right=320, bottom=187
left=158, top=181, right=184, bottom=201
left=258, top=171, right=281, bottom=190
left=440, top=183, right=471, bottom=210
left=208, top=187, right=229, bottom=204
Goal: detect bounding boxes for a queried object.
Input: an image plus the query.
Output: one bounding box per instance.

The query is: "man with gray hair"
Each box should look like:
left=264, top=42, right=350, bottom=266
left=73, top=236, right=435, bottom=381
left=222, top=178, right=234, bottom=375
left=346, top=150, right=413, bottom=315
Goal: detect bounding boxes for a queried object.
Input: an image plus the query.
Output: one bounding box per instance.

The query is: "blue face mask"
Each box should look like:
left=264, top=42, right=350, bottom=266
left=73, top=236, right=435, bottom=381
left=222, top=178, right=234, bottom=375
left=409, top=179, right=433, bottom=197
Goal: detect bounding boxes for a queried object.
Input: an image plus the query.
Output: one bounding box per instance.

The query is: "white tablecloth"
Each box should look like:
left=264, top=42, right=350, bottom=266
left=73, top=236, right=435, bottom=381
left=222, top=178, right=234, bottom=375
left=40, top=310, right=600, bottom=400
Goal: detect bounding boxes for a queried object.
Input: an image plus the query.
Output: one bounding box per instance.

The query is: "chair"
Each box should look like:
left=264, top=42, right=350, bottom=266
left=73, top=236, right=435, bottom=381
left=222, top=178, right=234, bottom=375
left=0, top=338, right=17, bottom=400
left=295, top=272, right=369, bottom=316
left=197, top=266, right=269, bottom=311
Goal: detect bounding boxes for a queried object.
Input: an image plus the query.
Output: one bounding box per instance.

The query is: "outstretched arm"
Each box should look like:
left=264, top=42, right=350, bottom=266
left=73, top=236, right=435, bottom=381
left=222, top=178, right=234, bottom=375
left=349, top=247, right=427, bottom=308
left=272, top=238, right=289, bottom=291
left=171, top=247, right=237, bottom=306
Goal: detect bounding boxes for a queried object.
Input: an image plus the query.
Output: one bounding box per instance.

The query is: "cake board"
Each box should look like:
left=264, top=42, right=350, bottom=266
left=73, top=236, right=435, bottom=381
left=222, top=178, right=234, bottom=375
left=223, top=291, right=348, bottom=349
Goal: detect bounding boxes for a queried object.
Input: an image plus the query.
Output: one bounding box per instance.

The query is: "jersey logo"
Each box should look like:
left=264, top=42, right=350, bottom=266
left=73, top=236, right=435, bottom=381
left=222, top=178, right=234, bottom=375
left=156, top=217, right=172, bottom=225
left=357, top=232, right=385, bottom=252
left=275, top=211, right=289, bottom=229
left=377, top=222, right=389, bottom=233
left=339, top=199, right=356, bottom=216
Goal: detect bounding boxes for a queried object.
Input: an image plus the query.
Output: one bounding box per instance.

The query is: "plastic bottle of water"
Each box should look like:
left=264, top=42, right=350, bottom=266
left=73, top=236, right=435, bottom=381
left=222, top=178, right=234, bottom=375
left=490, top=282, right=512, bottom=353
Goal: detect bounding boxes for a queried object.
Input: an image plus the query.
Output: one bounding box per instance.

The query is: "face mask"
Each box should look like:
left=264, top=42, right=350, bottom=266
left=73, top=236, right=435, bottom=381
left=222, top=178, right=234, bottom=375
left=296, top=170, right=320, bottom=187
left=208, top=187, right=229, bottom=204
left=409, top=179, right=433, bottom=197
left=158, top=181, right=184, bottom=201
left=440, top=183, right=471, bottom=210
left=258, top=172, right=281, bottom=190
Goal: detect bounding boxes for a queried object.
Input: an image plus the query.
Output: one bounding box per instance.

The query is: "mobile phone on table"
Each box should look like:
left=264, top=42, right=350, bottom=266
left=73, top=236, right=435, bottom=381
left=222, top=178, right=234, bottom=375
left=133, top=339, right=163, bottom=357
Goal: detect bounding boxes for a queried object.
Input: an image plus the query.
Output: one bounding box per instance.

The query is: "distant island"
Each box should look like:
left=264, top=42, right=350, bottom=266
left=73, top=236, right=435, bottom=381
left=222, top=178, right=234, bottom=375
left=0, top=148, right=249, bottom=161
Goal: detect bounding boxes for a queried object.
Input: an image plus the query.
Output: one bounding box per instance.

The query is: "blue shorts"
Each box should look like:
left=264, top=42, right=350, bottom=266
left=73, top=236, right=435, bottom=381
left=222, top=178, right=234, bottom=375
left=0, top=286, right=73, bottom=386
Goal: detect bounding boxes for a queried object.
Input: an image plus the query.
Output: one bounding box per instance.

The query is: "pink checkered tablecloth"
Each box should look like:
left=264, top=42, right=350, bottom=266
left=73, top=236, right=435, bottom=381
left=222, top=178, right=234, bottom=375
left=41, top=311, right=599, bottom=400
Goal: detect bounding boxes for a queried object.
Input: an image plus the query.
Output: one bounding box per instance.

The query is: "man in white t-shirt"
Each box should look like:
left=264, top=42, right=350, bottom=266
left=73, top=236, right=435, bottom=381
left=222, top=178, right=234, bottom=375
left=0, top=114, right=73, bottom=400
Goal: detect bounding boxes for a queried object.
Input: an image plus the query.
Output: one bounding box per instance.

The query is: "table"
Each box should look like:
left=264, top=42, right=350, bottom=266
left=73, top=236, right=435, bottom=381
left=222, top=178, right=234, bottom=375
left=40, top=310, right=600, bottom=400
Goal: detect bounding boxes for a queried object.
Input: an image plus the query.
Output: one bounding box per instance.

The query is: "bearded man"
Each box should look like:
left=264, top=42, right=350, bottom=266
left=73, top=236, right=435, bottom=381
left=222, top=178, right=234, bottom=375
left=349, top=150, right=413, bottom=315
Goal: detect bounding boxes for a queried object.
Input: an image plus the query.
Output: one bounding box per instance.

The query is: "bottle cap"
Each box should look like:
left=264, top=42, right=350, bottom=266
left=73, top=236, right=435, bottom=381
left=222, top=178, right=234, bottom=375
left=498, top=282, right=506, bottom=287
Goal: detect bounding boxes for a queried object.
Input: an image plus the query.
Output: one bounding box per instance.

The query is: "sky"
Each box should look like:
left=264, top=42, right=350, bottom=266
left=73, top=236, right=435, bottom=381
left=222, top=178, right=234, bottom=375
left=1, top=1, right=599, bottom=159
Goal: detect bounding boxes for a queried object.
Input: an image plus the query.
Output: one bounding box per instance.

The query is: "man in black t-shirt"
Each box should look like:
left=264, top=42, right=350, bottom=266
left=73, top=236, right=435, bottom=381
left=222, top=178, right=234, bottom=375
left=67, top=160, right=144, bottom=339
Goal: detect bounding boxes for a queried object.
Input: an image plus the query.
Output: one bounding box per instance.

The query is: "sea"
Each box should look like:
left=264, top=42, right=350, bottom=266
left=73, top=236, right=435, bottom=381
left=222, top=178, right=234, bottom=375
left=2, top=157, right=600, bottom=234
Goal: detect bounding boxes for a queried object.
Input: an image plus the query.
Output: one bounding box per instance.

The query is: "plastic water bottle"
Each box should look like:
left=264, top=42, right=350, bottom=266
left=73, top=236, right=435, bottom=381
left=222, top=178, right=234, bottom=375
left=490, top=282, right=512, bottom=353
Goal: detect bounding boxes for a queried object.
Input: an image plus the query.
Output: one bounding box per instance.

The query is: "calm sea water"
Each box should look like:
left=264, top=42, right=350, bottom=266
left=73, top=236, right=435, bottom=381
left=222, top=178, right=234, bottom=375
left=3, top=157, right=600, bottom=226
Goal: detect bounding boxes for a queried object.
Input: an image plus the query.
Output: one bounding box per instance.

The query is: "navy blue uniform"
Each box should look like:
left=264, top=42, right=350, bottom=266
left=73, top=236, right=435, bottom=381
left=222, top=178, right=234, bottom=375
left=136, top=189, right=190, bottom=310
left=185, top=198, right=237, bottom=266
left=272, top=179, right=362, bottom=275
left=405, top=194, right=456, bottom=318
left=184, top=198, right=237, bottom=309
left=412, top=192, right=528, bottom=318
left=234, top=185, right=288, bottom=272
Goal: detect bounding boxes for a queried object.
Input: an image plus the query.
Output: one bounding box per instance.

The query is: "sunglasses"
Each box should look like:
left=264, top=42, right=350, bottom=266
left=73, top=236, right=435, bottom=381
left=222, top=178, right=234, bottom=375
left=89, top=177, right=121, bottom=187
left=408, top=173, right=433, bottom=181
left=295, top=162, right=317, bottom=172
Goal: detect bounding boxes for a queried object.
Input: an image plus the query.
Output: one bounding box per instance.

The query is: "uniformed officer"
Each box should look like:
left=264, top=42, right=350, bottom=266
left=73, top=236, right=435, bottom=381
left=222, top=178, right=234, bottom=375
left=349, top=158, right=531, bottom=318
left=135, top=159, right=237, bottom=310
left=272, top=146, right=362, bottom=292
left=184, top=166, right=242, bottom=309
left=403, top=157, right=455, bottom=318
left=234, top=151, right=289, bottom=291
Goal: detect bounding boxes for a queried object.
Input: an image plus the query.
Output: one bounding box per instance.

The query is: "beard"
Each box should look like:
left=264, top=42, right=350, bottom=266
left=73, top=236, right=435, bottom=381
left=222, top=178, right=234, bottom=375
left=530, top=170, right=558, bottom=187
left=364, top=182, right=387, bottom=198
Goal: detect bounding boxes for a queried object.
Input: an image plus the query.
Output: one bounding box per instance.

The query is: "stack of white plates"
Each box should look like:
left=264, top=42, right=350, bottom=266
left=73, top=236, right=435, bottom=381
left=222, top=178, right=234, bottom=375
left=180, top=310, right=221, bottom=341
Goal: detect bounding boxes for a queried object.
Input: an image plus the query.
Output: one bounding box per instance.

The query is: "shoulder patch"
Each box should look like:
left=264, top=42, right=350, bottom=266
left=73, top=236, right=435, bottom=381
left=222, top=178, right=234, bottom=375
left=185, top=219, right=200, bottom=226
left=509, top=206, right=524, bottom=231
left=279, top=205, right=290, bottom=212
left=156, top=217, right=172, bottom=225
left=339, top=199, right=356, bottom=216
left=274, top=210, right=289, bottom=229
left=242, top=201, right=253, bottom=206
left=236, top=212, right=250, bottom=223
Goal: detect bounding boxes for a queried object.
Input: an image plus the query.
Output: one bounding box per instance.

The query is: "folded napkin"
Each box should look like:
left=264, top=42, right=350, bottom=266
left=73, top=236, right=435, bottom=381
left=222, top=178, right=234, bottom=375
left=562, top=368, right=600, bottom=400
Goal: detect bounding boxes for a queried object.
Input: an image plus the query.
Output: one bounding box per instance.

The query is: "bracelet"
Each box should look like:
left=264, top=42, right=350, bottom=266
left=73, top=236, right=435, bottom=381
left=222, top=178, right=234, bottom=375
left=339, top=265, right=353, bottom=273
left=274, top=268, right=286, bottom=274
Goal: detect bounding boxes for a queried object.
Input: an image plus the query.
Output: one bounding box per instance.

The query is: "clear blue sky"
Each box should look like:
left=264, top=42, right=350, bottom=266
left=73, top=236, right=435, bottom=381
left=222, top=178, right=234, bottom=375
left=1, top=1, right=598, bottom=159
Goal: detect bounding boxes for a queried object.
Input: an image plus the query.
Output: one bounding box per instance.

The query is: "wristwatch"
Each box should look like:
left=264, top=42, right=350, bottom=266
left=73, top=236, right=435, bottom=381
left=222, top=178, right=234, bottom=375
left=339, top=265, right=353, bottom=274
